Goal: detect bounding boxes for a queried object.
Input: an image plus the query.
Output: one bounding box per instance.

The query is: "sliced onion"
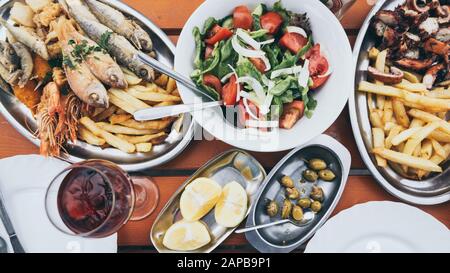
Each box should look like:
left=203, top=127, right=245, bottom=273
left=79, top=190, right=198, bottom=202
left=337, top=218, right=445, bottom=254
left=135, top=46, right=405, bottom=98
left=220, top=72, right=234, bottom=83
left=238, top=76, right=266, bottom=101
left=232, top=35, right=265, bottom=58
left=259, top=38, right=275, bottom=46
left=286, top=26, right=308, bottom=38
left=270, top=65, right=303, bottom=79
left=243, top=98, right=259, bottom=120
left=259, top=93, right=273, bottom=115
left=297, top=59, right=310, bottom=88
left=260, top=55, right=271, bottom=71
left=236, top=28, right=261, bottom=50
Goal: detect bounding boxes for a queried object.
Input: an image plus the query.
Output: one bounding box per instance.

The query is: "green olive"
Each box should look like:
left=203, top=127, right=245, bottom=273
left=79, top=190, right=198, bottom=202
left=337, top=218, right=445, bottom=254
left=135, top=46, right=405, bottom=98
left=266, top=200, right=278, bottom=217
left=319, top=169, right=336, bottom=181
left=302, top=169, right=318, bottom=182
left=298, top=198, right=312, bottom=209
left=291, top=205, right=304, bottom=221
left=311, top=201, right=322, bottom=212
left=280, top=176, right=295, bottom=188
left=308, top=158, right=327, bottom=171
left=310, top=186, right=324, bottom=202
left=286, top=188, right=300, bottom=199
left=281, top=199, right=292, bottom=219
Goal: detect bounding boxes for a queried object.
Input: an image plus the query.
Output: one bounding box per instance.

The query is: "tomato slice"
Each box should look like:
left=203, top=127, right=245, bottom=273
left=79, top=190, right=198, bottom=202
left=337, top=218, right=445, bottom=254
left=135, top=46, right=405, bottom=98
left=306, top=44, right=330, bottom=89
left=249, top=57, right=267, bottom=73
left=204, top=45, right=214, bottom=59
left=203, top=74, right=223, bottom=93
left=260, top=12, right=283, bottom=34
left=279, top=32, right=308, bottom=54
left=237, top=99, right=260, bottom=127
left=222, top=75, right=238, bottom=106
left=280, top=101, right=305, bottom=129
left=205, top=25, right=233, bottom=45
left=233, top=5, right=253, bottom=30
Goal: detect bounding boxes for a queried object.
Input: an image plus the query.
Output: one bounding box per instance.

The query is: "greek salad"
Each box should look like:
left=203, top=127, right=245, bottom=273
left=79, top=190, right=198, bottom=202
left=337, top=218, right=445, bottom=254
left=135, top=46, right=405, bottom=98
left=191, top=1, right=332, bottom=129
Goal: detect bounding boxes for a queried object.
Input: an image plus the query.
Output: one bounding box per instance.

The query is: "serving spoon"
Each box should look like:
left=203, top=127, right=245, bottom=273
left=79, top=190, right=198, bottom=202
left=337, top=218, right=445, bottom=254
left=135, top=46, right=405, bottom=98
left=235, top=211, right=315, bottom=234
left=133, top=52, right=223, bottom=121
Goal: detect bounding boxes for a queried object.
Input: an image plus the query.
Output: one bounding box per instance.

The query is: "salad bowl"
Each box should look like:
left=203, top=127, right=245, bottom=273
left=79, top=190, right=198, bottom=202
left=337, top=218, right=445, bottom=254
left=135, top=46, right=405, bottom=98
left=175, top=0, right=353, bottom=152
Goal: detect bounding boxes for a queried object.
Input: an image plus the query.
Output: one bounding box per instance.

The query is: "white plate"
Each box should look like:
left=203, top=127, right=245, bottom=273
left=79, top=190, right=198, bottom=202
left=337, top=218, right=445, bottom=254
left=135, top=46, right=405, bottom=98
left=305, top=201, right=450, bottom=253
left=0, top=155, right=117, bottom=253
left=175, top=0, right=353, bottom=152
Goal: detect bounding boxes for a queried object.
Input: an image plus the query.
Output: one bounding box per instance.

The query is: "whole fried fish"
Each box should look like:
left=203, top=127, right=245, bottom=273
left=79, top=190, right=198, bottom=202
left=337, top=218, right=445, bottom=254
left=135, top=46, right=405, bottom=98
left=0, top=40, right=19, bottom=72
left=85, top=0, right=153, bottom=52
left=60, top=20, right=127, bottom=88
left=0, top=19, right=49, bottom=60
left=65, top=0, right=155, bottom=82
left=57, top=20, right=109, bottom=108
left=11, top=42, right=33, bottom=88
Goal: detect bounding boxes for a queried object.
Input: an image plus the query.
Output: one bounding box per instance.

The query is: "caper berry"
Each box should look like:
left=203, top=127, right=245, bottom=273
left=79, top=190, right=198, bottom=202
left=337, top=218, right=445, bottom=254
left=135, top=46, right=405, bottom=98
left=286, top=187, right=300, bottom=199
left=308, top=158, right=327, bottom=171
left=266, top=200, right=278, bottom=217
left=319, top=169, right=336, bottom=181
left=303, top=169, right=318, bottom=182
left=281, top=199, right=292, bottom=219
left=280, top=175, right=295, bottom=188
left=292, top=205, right=304, bottom=221
left=311, top=201, right=322, bottom=212
left=310, top=186, right=324, bottom=202
left=298, top=198, right=312, bottom=209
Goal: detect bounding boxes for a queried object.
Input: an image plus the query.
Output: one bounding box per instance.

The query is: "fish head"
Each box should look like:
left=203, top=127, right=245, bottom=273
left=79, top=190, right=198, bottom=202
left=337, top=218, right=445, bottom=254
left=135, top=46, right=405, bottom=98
left=137, top=66, right=155, bottom=82
left=86, top=85, right=109, bottom=108
left=106, top=67, right=128, bottom=89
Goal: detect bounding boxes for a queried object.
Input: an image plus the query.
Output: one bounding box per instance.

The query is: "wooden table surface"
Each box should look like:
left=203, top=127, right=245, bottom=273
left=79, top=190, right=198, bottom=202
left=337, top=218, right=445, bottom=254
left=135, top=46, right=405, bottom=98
left=0, top=0, right=448, bottom=253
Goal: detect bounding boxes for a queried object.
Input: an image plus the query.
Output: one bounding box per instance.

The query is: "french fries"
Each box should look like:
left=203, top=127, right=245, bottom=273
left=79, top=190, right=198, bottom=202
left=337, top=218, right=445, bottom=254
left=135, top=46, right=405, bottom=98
left=372, top=148, right=442, bottom=172
left=78, top=73, right=181, bottom=154
left=119, top=118, right=174, bottom=130
left=359, top=53, right=450, bottom=179
left=79, top=117, right=135, bottom=153
left=372, top=128, right=387, bottom=167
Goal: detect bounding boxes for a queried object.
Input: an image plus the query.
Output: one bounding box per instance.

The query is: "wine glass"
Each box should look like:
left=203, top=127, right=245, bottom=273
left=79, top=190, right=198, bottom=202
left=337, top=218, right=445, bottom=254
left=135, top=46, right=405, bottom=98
left=45, top=159, right=159, bottom=238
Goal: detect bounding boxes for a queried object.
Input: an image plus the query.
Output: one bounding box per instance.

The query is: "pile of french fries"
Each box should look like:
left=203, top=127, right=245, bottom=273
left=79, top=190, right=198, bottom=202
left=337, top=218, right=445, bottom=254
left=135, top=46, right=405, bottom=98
left=358, top=48, right=450, bottom=180
left=78, top=68, right=182, bottom=153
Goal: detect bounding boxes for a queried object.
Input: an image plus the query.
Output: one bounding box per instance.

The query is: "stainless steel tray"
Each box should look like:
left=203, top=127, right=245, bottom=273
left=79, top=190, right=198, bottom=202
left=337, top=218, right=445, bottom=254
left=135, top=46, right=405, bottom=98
left=349, top=0, right=450, bottom=205
left=0, top=0, right=194, bottom=171
left=150, top=149, right=266, bottom=253
left=245, top=134, right=351, bottom=253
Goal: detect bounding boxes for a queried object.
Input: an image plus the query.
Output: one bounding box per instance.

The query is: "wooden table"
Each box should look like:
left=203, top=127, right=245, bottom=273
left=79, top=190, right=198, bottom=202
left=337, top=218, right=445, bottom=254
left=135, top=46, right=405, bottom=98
left=0, top=0, right=448, bottom=253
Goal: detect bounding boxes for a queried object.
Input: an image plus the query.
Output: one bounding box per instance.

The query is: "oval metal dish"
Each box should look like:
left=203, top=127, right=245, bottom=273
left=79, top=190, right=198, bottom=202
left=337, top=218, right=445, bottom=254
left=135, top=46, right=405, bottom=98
left=150, top=149, right=266, bottom=253
left=0, top=0, right=194, bottom=171
left=349, top=0, right=450, bottom=205
left=245, top=134, right=351, bottom=253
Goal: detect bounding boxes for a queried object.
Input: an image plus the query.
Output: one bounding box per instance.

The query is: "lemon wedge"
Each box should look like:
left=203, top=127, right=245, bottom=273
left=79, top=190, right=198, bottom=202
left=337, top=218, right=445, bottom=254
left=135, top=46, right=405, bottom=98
left=214, top=181, right=248, bottom=228
left=180, top=177, right=222, bottom=221
left=162, top=221, right=211, bottom=251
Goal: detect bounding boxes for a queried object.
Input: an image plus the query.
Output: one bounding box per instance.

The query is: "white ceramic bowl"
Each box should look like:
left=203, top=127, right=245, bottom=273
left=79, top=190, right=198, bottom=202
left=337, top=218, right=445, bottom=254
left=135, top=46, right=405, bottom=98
left=175, top=0, right=353, bottom=152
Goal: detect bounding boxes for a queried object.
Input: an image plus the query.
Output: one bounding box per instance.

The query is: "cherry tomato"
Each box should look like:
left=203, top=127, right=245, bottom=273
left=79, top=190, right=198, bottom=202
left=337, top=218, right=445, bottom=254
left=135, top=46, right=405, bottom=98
left=205, top=25, right=233, bottom=45
left=204, top=45, right=214, bottom=59
left=222, top=75, right=238, bottom=106
left=279, top=32, right=308, bottom=54
left=280, top=101, right=305, bottom=129
left=203, top=74, right=223, bottom=93
left=249, top=57, right=267, bottom=73
left=260, top=12, right=283, bottom=34
left=306, top=44, right=330, bottom=89
left=233, top=5, right=253, bottom=30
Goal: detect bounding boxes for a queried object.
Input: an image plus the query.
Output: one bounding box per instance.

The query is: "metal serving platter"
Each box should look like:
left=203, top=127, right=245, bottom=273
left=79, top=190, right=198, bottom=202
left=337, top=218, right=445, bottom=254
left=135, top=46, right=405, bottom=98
left=245, top=134, right=351, bottom=253
left=0, top=0, right=194, bottom=171
left=349, top=0, right=450, bottom=205
left=150, top=149, right=266, bottom=253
